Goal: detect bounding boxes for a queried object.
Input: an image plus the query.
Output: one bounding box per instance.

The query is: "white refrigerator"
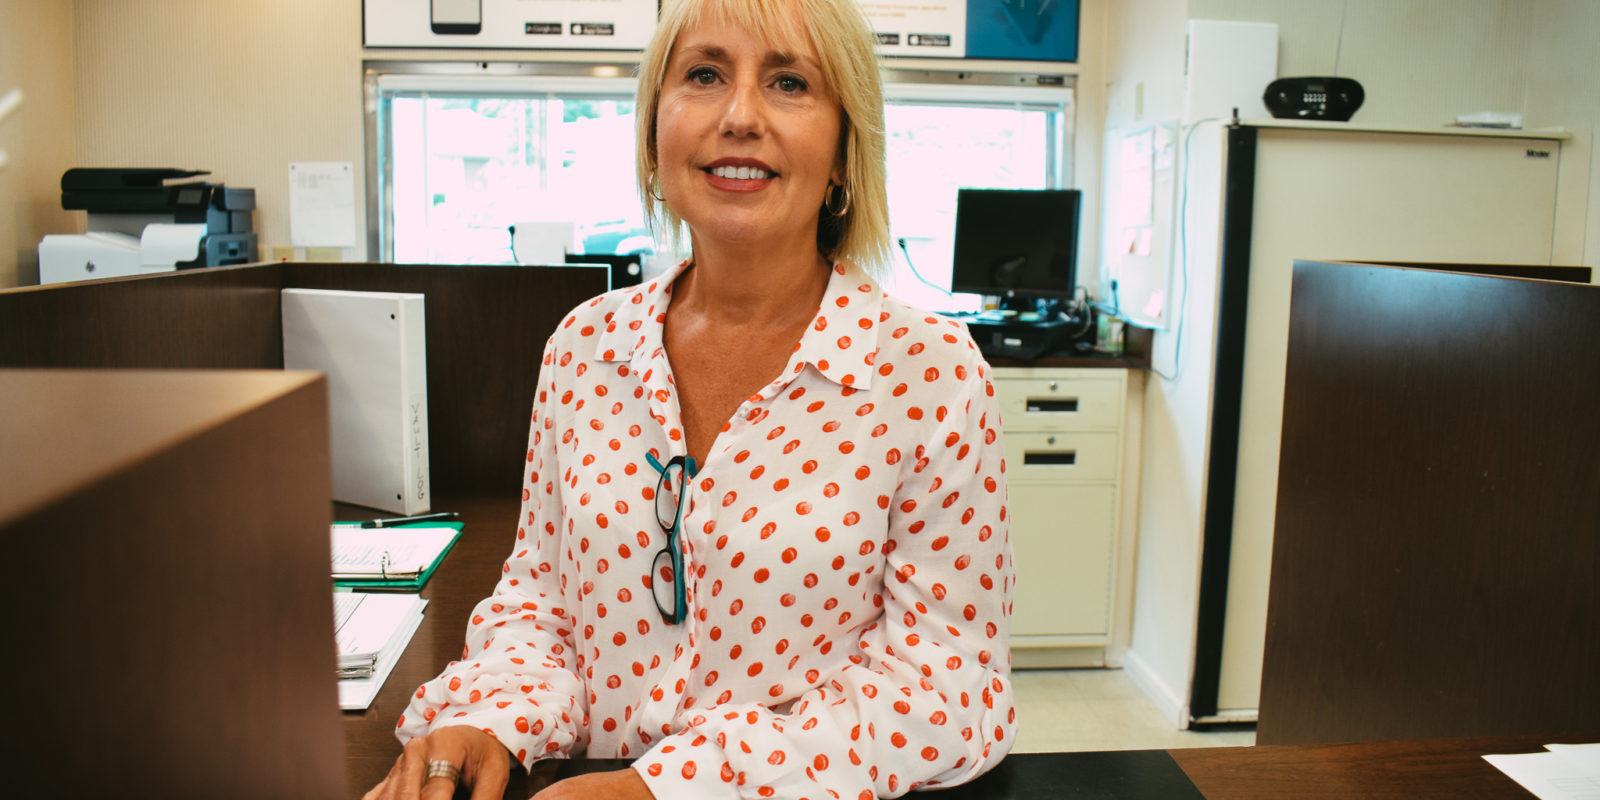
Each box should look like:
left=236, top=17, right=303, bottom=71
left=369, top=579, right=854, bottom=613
left=1173, top=119, right=1589, bottom=723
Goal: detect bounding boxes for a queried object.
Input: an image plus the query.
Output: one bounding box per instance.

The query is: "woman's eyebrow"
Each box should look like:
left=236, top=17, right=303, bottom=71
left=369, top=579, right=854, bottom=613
left=676, top=43, right=813, bottom=71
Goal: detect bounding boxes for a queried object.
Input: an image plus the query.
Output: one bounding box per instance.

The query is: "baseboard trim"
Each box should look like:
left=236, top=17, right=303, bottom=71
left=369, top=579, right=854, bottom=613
left=1011, top=646, right=1108, bottom=669
left=1122, top=648, right=1190, bottom=729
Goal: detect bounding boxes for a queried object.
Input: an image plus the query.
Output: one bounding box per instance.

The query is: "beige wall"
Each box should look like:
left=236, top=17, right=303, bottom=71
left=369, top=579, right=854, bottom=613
left=1526, top=0, right=1600, bottom=270
left=0, top=0, right=78, bottom=288
left=71, top=0, right=367, bottom=267
left=1191, top=0, right=1597, bottom=267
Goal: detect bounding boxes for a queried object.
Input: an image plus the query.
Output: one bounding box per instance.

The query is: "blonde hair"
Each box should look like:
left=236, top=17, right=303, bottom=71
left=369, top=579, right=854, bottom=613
left=635, top=0, right=891, bottom=280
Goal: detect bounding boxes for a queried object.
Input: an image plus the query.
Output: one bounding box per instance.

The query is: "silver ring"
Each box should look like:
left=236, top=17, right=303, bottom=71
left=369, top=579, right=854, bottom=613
left=425, top=759, right=461, bottom=784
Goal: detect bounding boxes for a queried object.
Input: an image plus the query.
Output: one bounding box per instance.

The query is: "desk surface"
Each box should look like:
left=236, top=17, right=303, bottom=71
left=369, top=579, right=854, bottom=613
left=341, top=493, right=1593, bottom=799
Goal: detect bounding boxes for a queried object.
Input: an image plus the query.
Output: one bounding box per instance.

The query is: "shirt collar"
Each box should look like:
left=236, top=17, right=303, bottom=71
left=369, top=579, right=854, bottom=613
left=592, top=260, right=686, bottom=364
left=793, top=262, right=884, bottom=391
left=591, top=259, right=884, bottom=391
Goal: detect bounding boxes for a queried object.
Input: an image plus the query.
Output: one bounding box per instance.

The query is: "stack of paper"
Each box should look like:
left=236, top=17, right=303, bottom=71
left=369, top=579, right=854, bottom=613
left=1484, top=743, right=1600, bottom=800
left=333, top=591, right=427, bottom=711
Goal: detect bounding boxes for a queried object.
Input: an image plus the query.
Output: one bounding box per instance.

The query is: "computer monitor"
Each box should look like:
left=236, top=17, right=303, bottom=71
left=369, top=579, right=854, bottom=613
left=950, top=188, right=1081, bottom=302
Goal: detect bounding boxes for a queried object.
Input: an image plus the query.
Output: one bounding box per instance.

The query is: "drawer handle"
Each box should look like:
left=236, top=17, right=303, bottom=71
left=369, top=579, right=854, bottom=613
left=1024, top=451, right=1077, bottom=466
left=1025, top=398, right=1079, bottom=413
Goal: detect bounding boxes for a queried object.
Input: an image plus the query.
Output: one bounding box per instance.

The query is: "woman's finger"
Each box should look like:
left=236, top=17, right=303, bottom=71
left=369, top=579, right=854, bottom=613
left=397, top=736, right=438, bottom=800
left=466, top=741, right=511, bottom=800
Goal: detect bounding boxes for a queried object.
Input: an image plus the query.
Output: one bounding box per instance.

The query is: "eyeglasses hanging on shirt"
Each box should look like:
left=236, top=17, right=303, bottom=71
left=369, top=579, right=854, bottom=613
left=646, top=452, right=698, bottom=624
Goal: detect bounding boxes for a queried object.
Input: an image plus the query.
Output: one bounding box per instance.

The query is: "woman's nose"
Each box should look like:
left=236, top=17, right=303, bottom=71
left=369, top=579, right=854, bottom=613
left=719, top=80, right=764, bottom=138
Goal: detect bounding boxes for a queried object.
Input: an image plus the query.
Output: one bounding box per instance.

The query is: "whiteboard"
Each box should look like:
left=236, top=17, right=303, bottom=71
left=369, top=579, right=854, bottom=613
left=1101, top=123, right=1179, bottom=328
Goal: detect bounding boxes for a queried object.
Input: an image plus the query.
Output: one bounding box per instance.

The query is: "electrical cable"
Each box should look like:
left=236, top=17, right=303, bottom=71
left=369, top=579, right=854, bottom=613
left=1151, top=116, right=1223, bottom=383
left=897, top=237, right=951, bottom=295
left=1333, top=0, right=1350, bottom=76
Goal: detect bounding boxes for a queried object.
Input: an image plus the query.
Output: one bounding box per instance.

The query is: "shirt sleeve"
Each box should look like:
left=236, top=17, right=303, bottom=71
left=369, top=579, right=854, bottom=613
left=633, top=359, right=1016, bottom=800
left=395, top=335, right=590, bottom=768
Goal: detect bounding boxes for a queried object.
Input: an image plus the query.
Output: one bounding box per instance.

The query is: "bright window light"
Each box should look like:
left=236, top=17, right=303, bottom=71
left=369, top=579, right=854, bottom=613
left=373, top=70, right=1072, bottom=312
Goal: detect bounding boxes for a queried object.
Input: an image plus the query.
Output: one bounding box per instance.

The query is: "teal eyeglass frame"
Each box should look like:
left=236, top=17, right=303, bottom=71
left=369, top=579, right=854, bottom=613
left=645, top=451, right=697, bottom=624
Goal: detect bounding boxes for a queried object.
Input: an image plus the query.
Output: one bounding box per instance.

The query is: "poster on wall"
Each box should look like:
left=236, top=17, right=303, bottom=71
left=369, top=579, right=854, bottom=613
left=364, top=0, right=657, bottom=51
left=863, top=0, right=1079, bottom=62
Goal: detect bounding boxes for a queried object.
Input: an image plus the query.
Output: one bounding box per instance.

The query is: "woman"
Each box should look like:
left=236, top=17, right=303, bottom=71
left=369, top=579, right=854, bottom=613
left=367, top=0, right=1015, bottom=797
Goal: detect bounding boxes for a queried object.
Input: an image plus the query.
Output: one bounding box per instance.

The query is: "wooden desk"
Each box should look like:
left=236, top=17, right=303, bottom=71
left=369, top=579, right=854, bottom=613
left=1172, top=734, right=1600, bottom=799
left=342, top=495, right=1596, bottom=799
left=339, top=492, right=522, bottom=798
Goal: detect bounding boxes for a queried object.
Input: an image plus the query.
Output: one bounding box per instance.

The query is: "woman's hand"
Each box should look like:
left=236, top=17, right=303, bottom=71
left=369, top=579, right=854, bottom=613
left=363, top=725, right=512, bottom=800
left=530, top=768, right=656, bottom=800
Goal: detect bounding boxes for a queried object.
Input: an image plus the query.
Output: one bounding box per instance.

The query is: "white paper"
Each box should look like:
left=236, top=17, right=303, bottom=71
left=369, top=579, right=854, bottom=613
left=1117, top=130, right=1155, bottom=227
left=1547, top=744, right=1600, bottom=772
left=139, top=223, right=207, bottom=266
left=334, top=592, right=423, bottom=666
left=1484, top=743, right=1600, bottom=800
left=290, top=162, right=356, bottom=247
left=331, top=526, right=458, bottom=579
left=334, top=593, right=428, bottom=710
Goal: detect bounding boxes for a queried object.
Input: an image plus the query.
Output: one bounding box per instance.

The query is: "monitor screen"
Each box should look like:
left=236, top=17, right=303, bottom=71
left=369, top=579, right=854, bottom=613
left=950, top=188, right=1081, bottom=300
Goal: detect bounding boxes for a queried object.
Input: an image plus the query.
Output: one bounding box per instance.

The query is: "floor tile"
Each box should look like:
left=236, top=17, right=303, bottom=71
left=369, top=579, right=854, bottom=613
left=1010, top=668, right=1256, bottom=754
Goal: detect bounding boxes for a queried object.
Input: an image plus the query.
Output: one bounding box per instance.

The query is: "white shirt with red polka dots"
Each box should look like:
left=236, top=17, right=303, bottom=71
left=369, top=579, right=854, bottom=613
left=397, top=260, right=1016, bottom=799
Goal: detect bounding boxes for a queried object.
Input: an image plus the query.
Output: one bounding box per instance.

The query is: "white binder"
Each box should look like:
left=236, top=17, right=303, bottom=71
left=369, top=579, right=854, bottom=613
left=282, top=288, right=429, bottom=514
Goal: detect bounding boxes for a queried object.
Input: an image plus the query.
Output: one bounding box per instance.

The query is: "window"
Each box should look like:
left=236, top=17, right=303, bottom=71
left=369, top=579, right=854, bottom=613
left=369, top=64, right=1073, bottom=308
left=372, top=69, right=644, bottom=265
left=880, top=77, right=1072, bottom=311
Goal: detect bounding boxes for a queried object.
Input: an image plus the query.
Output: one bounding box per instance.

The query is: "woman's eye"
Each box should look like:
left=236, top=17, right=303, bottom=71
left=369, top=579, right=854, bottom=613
left=689, top=67, right=718, bottom=85
left=775, top=75, right=807, bottom=93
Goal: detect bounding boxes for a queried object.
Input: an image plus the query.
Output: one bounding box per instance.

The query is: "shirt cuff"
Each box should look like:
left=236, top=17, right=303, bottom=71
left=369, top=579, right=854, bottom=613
left=631, top=734, right=742, bottom=800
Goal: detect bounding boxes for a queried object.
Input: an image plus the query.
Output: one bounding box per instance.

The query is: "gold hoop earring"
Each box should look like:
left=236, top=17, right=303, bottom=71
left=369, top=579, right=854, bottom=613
left=648, top=171, right=665, bottom=202
left=824, top=183, right=850, bottom=217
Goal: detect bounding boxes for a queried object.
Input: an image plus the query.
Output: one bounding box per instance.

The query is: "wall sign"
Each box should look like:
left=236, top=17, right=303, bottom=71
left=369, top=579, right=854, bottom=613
left=364, top=0, right=658, bottom=51
left=863, top=0, right=1080, bottom=62
left=364, top=0, right=1078, bottom=61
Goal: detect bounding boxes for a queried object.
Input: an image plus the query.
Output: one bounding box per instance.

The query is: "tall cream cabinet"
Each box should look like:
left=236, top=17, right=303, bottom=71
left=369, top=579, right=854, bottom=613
left=994, top=365, right=1140, bottom=668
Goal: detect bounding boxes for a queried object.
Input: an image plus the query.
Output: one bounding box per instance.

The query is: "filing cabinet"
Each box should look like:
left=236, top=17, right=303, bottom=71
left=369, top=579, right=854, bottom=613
left=994, top=366, right=1129, bottom=664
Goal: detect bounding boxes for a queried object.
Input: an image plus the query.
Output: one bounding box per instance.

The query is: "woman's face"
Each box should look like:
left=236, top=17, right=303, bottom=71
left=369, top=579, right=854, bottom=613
left=654, top=11, right=844, bottom=255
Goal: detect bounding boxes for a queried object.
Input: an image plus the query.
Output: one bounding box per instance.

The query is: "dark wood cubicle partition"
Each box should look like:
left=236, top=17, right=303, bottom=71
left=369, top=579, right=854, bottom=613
left=1, top=370, right=344, bottom=799
left=0, top=262, right=611, bottom=496
left=1258, top=260, right=1600, bottom=745
left=0, top=264, right=287, bottom=368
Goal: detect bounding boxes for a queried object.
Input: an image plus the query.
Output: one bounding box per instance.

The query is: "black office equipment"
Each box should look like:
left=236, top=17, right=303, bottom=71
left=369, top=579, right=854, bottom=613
left=58, top=167, right=257, bottom=267
left=949, top=189, right=1085, bottom=358
left=1263, top=77, right=1364, bottom=121
left=951, top=188, right=1081, bottom=301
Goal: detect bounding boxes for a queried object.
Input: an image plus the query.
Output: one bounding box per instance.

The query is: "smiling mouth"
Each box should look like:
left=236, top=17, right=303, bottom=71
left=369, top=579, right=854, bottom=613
left=707, top=165, right=774, bottom=180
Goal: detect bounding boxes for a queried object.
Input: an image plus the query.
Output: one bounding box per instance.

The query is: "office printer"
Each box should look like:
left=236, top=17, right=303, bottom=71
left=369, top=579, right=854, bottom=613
left=38, top=168, right=257, bottom=285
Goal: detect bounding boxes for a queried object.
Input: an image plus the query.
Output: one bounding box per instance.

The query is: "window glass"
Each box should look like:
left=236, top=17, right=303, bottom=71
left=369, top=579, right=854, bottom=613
left=882, top=101, right=1061, bottom=312
left=376, top=76, right=1071, bottom=312
left=388, top=92, right=647, bottom=265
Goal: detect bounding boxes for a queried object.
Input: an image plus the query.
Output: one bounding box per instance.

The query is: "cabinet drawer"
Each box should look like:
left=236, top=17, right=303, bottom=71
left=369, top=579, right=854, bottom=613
left=1003, top=430, right=1119, bottom=483
left=995, top=376, right=1122, bottom=430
